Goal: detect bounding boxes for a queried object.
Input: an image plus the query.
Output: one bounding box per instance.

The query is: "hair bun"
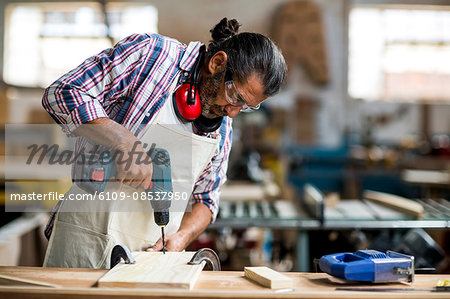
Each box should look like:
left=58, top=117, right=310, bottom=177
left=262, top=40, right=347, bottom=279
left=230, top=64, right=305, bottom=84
left=210, top=18, right=241, bottom=43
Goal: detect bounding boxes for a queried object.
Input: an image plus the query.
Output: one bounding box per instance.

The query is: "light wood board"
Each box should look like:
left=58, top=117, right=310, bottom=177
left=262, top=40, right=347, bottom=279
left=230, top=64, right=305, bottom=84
left=363, top=190, right=424, bottom=218
left=244, top=266, right=293, bottom=289
left=98, top=251, right=204, bottom=290
left=0, top=274, right=60, bottom=288
left=0, top=266, right=105, bottom=288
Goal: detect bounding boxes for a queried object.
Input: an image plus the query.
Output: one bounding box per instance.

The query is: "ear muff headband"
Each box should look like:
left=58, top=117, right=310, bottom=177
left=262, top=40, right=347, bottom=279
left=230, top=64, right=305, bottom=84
left=188, top=46, right=204, bottom=105
left=173, top=45, right=223, bottom=132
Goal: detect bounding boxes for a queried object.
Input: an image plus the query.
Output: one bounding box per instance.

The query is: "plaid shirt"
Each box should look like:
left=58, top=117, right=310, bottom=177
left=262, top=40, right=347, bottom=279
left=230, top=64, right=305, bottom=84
left=42, top=33, right=232, bottom=239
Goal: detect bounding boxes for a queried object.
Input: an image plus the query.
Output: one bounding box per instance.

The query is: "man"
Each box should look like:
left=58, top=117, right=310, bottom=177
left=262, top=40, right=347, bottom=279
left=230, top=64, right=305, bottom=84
left=42, top=18, right=286, bottom=268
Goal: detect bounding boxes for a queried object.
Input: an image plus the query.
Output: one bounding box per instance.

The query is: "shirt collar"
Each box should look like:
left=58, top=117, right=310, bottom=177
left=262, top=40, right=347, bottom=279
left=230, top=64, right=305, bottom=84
left=179, top=41, right=203, bottom=72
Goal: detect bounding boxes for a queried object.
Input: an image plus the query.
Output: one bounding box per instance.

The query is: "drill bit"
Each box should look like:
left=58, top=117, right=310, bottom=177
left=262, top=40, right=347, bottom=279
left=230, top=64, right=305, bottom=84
left=161, top=226, right=166, bottom=254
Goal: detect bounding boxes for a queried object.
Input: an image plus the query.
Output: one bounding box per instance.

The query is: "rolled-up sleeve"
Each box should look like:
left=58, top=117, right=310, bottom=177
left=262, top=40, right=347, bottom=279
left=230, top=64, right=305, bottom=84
left=42, top=34, right=153, bottom=133
left=43, top=83, right=110, bottom=133
left=192, top=117, right=233, bottom=222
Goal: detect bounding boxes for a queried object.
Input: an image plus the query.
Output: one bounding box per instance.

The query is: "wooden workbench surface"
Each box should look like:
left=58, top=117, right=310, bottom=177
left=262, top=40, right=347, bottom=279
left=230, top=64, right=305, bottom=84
left=0, top=266, right=449, bottom=298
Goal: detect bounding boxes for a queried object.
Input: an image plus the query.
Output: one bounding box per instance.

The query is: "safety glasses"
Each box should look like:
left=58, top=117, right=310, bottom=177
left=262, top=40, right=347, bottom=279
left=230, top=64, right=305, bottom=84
left=224, top=68, right=260, bottom=112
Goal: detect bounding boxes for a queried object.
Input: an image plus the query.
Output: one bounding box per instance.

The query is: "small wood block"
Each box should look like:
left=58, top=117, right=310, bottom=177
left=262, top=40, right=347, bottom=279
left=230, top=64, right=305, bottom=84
left=244, top=266, right=293, bottom=289
left=98, top=251, right=204, bottom=290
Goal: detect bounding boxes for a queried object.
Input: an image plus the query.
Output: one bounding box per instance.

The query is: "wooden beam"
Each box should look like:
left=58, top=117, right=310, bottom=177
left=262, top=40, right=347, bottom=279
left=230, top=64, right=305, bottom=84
left=0, top=266, right=105, bottom=288
left=0, top=274, right=60, bottom=288
left=363, top=190, right=424, bottom=218
left=244, top=266, right=293, bottom=289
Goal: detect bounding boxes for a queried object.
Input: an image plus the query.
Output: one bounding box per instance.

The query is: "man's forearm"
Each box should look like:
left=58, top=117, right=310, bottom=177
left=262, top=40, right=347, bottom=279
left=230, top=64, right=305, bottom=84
left=74, top=117, right=137, bottom=151
left=177, top=202, right=213, bottom=247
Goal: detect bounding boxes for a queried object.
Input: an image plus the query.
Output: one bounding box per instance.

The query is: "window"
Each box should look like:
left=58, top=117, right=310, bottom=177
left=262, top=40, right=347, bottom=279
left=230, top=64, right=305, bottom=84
left=4, top=2, right=158, bottom=88
left=348, top=5, right=450, bottom=102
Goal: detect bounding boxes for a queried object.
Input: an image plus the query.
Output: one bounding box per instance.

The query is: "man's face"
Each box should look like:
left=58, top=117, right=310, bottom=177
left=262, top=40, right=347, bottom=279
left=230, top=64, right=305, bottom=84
left=198, top=69, right=227, bottom=118
left=198, top=70, right=266, bottom=119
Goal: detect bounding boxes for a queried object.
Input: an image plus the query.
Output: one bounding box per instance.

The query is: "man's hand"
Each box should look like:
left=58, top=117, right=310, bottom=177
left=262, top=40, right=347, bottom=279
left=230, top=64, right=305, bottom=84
left=74, top=117, right=153, bottom=190
left=145, top=203, right=213, bottom=252
left=146, top=231, right=189, bottom=252
left=115, top=141, right=153, bottom=190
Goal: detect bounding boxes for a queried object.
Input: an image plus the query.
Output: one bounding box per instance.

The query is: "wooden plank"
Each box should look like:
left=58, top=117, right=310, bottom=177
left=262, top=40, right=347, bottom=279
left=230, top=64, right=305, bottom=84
left=0, top=266, right=105, bottom=288
left=97, top=251, right=204, bottom=290
left=220, top=183, right=265, bottom=202
left=363, top=200, right=408, bottom=220
left=0, top=274, right=60, bottom=288
left=244, top=266, right=293, bottom=289
left=363, top=190, right=424, bottom=218
left=402, top=169, right=450, bottom=185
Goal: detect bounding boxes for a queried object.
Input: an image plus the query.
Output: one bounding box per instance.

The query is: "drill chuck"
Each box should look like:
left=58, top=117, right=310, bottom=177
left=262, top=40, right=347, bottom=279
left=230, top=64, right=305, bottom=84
left=154, top=211, right=169, bottom=227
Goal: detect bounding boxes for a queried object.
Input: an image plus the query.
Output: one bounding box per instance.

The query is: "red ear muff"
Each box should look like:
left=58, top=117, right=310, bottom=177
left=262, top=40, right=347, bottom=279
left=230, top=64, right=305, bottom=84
left=173, top=83, right=202, bottom=122
left=171, top=45, right=223, bottom=133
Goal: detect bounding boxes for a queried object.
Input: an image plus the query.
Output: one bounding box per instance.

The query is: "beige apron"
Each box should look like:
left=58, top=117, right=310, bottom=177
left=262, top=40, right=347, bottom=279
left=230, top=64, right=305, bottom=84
left=43, top=81, right=221, bottom=268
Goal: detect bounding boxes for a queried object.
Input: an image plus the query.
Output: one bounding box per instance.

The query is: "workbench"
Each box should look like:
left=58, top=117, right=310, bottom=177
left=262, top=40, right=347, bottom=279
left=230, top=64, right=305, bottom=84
left=0, top=266, right=449, bottom=298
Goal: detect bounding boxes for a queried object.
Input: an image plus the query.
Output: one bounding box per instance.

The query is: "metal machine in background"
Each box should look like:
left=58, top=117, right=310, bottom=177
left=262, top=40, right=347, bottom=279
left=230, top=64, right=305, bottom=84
left=394, top=228, right=446, bottom=271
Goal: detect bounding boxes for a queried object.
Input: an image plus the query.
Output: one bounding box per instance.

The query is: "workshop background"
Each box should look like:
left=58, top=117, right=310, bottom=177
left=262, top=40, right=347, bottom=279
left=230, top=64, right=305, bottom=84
left=0, top=0, right=449, bottom=273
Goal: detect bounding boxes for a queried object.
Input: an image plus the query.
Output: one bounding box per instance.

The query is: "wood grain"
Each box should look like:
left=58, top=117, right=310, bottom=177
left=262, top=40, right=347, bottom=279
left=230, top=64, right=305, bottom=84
left=98, top=251, right=204, bottom=289
left=244, top=267, right=293, bottom=289
left=0, top=274, right=60, bottom=288
left=0, top=266, right=105, bottom=288
left=1, top=267, right=450, bottom=298
left=363, top=190, right=424, bottom=218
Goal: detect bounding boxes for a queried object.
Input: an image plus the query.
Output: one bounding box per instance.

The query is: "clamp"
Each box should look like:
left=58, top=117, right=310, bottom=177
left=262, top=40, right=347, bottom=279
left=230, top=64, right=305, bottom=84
left=110, top=244, right=136, bottom=268
left=188, top=248, right=221, bottom=271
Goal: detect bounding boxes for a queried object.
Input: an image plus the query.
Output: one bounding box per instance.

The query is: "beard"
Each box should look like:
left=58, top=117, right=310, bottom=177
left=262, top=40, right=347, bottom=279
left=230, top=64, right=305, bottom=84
left=198, top=69, right=228, bottom=118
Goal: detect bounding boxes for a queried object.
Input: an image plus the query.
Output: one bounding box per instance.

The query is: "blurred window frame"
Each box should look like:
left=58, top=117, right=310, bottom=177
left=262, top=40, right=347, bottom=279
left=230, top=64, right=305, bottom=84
left=347, top=0, right=450, bottom=103
left=1, top=1, right=158, bottom=88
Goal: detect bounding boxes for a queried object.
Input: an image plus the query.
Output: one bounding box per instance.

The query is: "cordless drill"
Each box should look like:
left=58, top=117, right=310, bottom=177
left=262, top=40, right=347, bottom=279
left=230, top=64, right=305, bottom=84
left=75, top=147, right=172, bottom=253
